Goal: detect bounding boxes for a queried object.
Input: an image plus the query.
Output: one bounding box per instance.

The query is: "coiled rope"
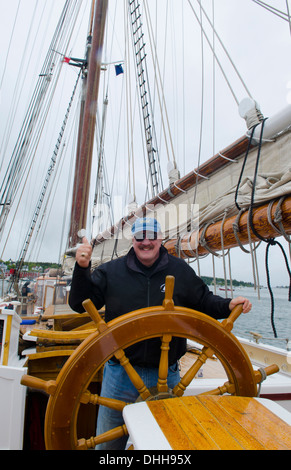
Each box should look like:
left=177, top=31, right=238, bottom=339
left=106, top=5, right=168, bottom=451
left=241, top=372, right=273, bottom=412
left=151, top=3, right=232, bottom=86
left=235, top=119, right=291, bottom=337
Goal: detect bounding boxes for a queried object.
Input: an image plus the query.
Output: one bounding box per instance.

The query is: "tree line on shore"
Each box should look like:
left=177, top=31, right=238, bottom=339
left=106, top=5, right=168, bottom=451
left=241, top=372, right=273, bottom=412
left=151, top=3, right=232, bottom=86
left=201, top=276, right=254, bottom=288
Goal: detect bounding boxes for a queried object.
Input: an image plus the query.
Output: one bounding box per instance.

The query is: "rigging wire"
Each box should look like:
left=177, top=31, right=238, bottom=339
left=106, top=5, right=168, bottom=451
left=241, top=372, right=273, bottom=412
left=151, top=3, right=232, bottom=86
left=0, top=0, right=41, bottom=173
left=251, top=0, right=291, bottom=23
left=128, top=0, right=163, bottom=197
left=2, top=70, right=66, bottom=257
left=234, top=117, right=291, bottom=337
left=33, top=142, right=67, bottom=263
left=96, top=28, right=126, bottom=232
left=181, top=1, right=186, bottom=175
left=148, top=0, right=168, bottom=165
left=212, top=0, right=216, bottom=156
left=144, top=0, right=177, bottom=169
left=124, top=0, right=136, bottom=203
left=193, top=2, right=205, bottom=207
left=0, top=83, right=60, bottom=260
left=286, top=0, right=291, bottom=36
left=108, top=76, right=126, bottom=218
left=188, top=0, right=253, bottom=106
left=0, top=0, right=21, bottom=91
left=12, top=70, right=81, bottom=274
left=197, top=0, right=253, bottom=99
left=93, top=0, right=130, bottom=234
left=0, top=0, right=82, bottom=242
left=0, top=1, right=49, bottom=171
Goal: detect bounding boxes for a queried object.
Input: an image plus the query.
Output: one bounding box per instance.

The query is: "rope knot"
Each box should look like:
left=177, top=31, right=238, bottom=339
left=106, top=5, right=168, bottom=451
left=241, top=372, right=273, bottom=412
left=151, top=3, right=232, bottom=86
left=274, top=211, right=283, bottom=224
left=268, top=238, right=276, bottom=246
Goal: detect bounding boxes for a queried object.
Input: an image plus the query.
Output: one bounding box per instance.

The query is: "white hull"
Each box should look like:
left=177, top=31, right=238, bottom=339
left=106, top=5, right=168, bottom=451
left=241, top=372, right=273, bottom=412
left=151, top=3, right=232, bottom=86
left=0, top=364, right=27, bottom=450
left=0, top=308, right=27, bottom=450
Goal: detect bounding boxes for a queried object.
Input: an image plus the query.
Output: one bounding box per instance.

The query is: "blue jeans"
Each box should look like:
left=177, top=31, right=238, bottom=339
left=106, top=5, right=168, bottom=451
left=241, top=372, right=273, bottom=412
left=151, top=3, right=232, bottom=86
left=96, top=359, right=180, bottom=450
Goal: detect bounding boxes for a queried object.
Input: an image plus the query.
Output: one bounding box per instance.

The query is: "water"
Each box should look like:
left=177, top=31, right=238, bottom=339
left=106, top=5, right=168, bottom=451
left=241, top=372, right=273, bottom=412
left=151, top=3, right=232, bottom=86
left=218, top=286, right=291, bottom=350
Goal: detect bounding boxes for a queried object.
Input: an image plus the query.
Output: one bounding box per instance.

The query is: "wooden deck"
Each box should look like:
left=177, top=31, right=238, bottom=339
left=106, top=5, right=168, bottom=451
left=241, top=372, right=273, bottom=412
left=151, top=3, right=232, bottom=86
left=180, top=350, right=227, bottom=379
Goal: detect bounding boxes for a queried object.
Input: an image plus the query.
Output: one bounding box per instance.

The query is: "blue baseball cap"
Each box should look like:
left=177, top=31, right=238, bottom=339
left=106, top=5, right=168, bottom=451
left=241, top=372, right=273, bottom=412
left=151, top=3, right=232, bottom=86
left=131, top=217, right=161, bottom=237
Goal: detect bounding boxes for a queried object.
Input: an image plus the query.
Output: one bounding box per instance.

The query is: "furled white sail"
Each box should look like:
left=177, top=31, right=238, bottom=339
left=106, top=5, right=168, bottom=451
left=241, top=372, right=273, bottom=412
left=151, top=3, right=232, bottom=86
left=63, top=105, right=291, bottom=274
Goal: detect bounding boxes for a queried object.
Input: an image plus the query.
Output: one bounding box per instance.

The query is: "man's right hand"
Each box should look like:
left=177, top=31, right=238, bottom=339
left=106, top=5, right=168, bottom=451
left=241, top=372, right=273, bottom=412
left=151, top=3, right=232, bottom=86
left=76, top=237, right=92, bottom=268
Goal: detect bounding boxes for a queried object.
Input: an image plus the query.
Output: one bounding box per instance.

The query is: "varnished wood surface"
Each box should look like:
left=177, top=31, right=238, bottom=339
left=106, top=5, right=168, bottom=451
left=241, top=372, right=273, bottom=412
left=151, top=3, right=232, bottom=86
left=147, top=396, right=291, bottom=450
left=68, top=0, right=108, bottom=247
left=21, top=294, right=278, bottom=449
left=164, top=196, right=291, bottom=258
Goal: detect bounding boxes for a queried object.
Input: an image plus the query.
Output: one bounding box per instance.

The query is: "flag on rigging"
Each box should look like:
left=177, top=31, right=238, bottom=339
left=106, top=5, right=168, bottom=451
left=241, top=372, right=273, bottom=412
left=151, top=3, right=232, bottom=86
left=115, top=64, right=124, bottom=76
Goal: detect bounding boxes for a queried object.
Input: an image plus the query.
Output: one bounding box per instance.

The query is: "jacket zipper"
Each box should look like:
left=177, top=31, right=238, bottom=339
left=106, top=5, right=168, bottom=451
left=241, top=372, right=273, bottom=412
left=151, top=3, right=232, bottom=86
left=142, top=276, right=151, bottom=365
left=147, top=277, right=151, bottom=307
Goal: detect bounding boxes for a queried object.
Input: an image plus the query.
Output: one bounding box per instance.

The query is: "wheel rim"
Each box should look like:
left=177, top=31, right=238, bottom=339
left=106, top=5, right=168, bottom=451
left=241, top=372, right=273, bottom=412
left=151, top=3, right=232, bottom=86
left=44, top=306, right=257, bottom=450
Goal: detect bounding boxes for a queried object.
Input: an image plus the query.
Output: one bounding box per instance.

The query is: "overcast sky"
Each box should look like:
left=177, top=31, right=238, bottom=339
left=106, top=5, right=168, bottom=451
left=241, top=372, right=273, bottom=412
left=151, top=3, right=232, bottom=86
left=1, top=0, right=291, bottom=287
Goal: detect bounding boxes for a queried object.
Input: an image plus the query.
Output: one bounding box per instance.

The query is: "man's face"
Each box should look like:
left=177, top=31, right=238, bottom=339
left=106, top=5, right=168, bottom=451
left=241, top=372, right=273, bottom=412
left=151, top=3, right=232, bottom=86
left=132, top=231, right=162, bottom=267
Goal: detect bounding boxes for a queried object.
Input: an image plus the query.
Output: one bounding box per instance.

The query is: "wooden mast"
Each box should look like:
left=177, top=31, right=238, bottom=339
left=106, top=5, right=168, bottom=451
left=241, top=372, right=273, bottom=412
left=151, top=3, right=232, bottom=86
left=68, top=0, right=108, bottom=248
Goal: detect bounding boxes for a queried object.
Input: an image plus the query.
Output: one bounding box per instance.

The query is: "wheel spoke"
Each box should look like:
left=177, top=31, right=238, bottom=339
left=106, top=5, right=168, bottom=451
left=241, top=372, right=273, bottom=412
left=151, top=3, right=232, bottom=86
left=114, top=348, right=152, bottom=400
left=77, top=424, right=128, bottom=450
left=162, top=276, right=175, bottom=310
left=173, top=346, right=215, bottom=397
left=80, top=390, right=128, bottom=411
left=221, top=304, right=243, bottom=332
left=198, top=380, right=236, bottom=396
left=157, top=334, right=172, bottom=393
left=82, top=299, right=108, bottom=333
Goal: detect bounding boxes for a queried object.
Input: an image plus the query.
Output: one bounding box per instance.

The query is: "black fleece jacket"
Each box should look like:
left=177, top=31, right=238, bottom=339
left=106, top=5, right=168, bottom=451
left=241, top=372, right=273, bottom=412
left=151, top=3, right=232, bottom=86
left=69, top=246, right=231, bottom=367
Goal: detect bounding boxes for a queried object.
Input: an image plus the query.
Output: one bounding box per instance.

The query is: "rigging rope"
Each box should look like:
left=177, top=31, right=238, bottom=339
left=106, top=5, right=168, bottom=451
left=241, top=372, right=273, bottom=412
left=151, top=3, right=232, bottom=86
left=0, top=0, right=81, bottom=242
left=128, top=0, right=163, bottom=198
left=188, top=0, right=253, bottom=106
left=0, top=0, right=20, bottom=114
left=191, top=1, right=205, bottom=210
left=144, top=0, right=177, bottom=168
left=286, top=0, right=291, bottom=36
left=0, top=0, right=44, bottom=174
left=234, top=124, right=258, bottom=212
left=212, top=0, right=216, bottom=156
left=196, top=2, right=205, bottom=204
left=251, top=0, right=291, bottom=24
left=0, top=0, right=41, bottom=174
left=235, top=119, right=291, bottom=337
left=14, top=70, right=81, bottom=277
left=124, top=0, right=137, bottom=204
left=265, top=240, right=291, bottom=338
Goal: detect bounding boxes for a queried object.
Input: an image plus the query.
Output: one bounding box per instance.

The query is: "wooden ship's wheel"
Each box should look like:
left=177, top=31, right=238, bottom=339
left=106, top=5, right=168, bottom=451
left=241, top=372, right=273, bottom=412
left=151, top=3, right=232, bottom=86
left=21, top=276, right=278, bottom=450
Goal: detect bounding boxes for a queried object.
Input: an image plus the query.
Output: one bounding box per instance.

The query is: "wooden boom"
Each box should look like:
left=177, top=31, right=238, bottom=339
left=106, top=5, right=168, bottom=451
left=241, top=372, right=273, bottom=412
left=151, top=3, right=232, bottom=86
left=164, top=196, right=291, bottom=258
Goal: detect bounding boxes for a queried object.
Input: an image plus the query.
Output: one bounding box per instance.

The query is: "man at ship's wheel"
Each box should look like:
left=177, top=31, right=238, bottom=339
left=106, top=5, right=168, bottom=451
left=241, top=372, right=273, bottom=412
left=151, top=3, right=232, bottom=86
left=69, top=217, right=251, bottom=450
